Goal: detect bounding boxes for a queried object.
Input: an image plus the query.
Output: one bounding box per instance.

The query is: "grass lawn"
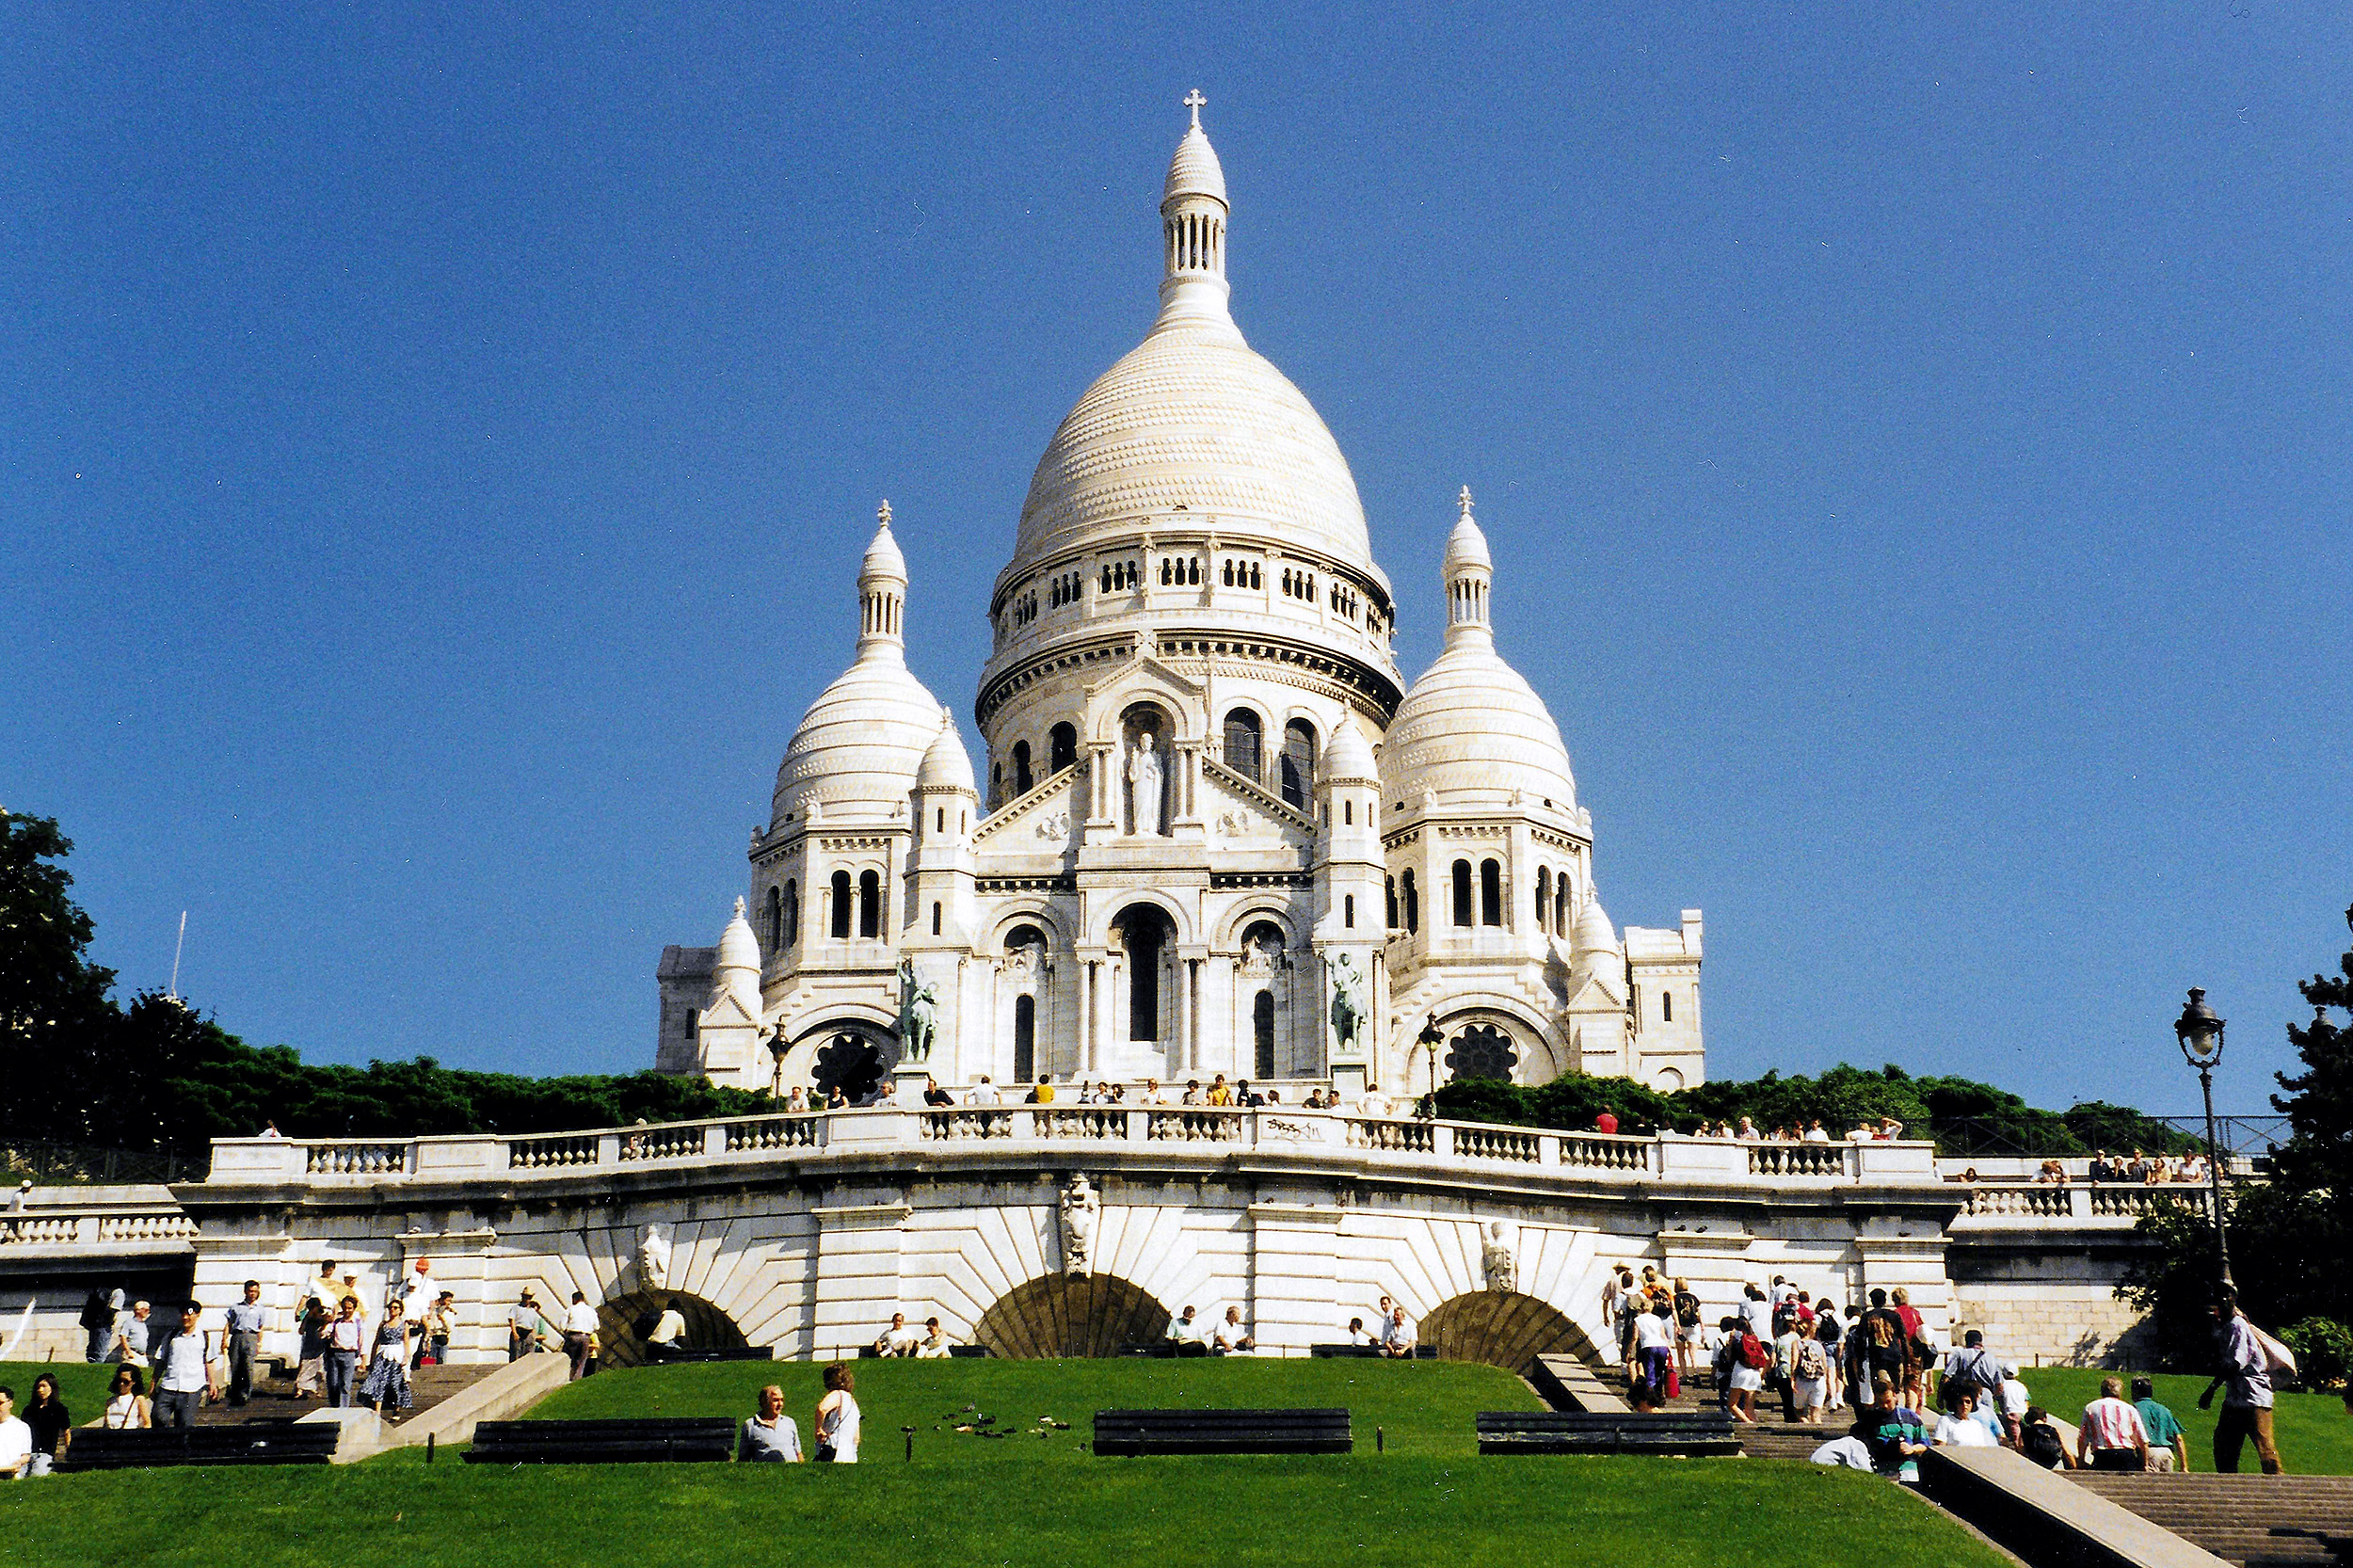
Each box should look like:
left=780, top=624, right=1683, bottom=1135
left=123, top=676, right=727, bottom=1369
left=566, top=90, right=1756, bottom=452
left=0, top=1361, right=121, bottom=1424
left=2025, top=1367, right=2353, bottom=1476
left=0, top=1360, right=2012, bottom=1568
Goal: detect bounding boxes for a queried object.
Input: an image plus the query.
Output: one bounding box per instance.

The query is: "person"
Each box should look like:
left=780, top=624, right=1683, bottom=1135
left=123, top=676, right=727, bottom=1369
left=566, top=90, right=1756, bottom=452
left=79, top=1288, right=117, bottom=1364
left=0, top=1389, right=27, bottom=1481
left=222, top=1279, right=268, bottom=1405
left=739, top=1384, right=803, bottom=1462
left=304, top=1260, right=344, bottom=1317
left=1933, top=1385, right=1997, bottom=1448
left=1236, top=1079, right=1263, bottom=1108
left=1139, top=1079, right=1166, bottom=1106
left=965, top=1076, right=1000, bottom=1107
left=1994, top=1367, right=2031, bottom=1447
left=150, top=1302, right=210, bottom=1429
left=1890, top=1287, right=1931, bottom=1407
left=2018, top=1403, right=2072, bottom=1469
left=1344, top=1316, right=1375, bottom=1347
left=1789, top=1319, right=1831, bottom=1425
left=119, top=1300, right=153, bottom=1367
left=8, top=1179, right=28, bottom=1212
left=1734, top=1116, right=1760, bottom=1140
left=873, top=1312, right=920, bottom=1357
left=1025, top=1075, right=1054, bottom=1105
left=361, top=1298, right=417, bottom=1419
left=1860, top=1374, right=1929, bottom=1481
left=422, top=1291, right=456, bottom=1367
left=1940, top=1330, right=2006, bottom=1416
left=1859, top=1288, right=1911, bottom=1399
left=785, top=1085, right=809, bottom=1112
left=922, top=1076, right=954, bottom=1109
left=1180, top=1080, right=1201, bottom=1106
left=1773, top=1313, right=1803, bottom=1422
left=1673, top=1277, right=1704, bottom=1375
left=2078, top=1375, right=2152, bottom=1471
left=294, top=1296, right=330, bottom=1398
left=1380, top=1304, right=1417, bottom=1359
left=1803, top=1119, right=1831, bottom=1143
left=646, top=1298, right=687, bottom=1359
left=1215, top=1305, right=1257, bottom=1354
left=1207, top=1075, right=1234, bottom=1107
left=95, top=1366, right=150, bottom=1430
left=396, top=1256, right=436, bottom=1320
left=1631, top=1300, right=1674, bottom=1402
left=1815, top=1304, right=1847, bottom=1413
left=1593, top=1109, right=1619, bottom=1136
left=1166, top=1304, right=1210, bottom=1355
left=2133, top=1375, right=2188, bottom=1473
left=1724, top=1319, right=1768, bottom=1425
left=509, top=1288, right=547, bottom=1360
left=914, top=1318, right=952, bottom=1357
left=2200, top=1288, right=2282, bottom=1475
left=23, top=1374, right=69, bottom=1477
left=562, top=1290, right=598, bottom=1380
left=1740, top=1283, right=1773, bottom=1347
left=325, top=1295, right=366, bottom=1409
left=814, top=1363, right=860, bottom=1463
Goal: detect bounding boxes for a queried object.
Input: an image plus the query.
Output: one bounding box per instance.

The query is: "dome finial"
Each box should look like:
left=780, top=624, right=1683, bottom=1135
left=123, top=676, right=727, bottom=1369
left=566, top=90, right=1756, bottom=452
left=877, top=498, right=892, bottom=529
left=1458, top=485, right=1474, bottom=522
left=1184, top=88, right=1206, bottom=129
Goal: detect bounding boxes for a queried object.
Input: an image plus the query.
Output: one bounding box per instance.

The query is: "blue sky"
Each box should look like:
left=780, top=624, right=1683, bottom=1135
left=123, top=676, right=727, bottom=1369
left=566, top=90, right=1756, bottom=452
left=6, top=4, right=2347, bottom=1116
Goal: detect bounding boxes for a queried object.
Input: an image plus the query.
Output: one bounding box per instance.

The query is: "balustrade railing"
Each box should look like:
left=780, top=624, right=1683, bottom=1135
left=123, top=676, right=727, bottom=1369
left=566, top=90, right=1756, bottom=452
left=1748, top=1144, right=1855, bottom=1178
left=619, top=1125, right=706, bottom=1161
left=1561, top=1134, right=1651, bottom=1173
left=97, top=1212, right=200, bottom=1243
left=1456, top=1126, right=1542, bottom=1164
left=1345, top=1116, right=1434, bottom=1154
left=0, top=1209, right=200, bottom=1247
left=1036, top=1108, right=1130, bottom=1141
left=1147, top=1110, right=1245, bottom=1144
left=305, top=1142, right=408, bottom=1176
left=0, top=1216, right=82, bottom=1245
left=509, top=1134, right=599, bottom=1170
left=725, top=1116, right=821, bottom=1153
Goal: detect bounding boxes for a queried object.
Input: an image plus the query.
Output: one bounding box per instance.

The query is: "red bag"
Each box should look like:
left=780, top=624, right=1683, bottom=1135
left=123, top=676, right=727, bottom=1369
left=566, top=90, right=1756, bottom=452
left=1665, top=1366, right=1681, bottom=1400
left=1738, top=1333, right=1771, bottom=1370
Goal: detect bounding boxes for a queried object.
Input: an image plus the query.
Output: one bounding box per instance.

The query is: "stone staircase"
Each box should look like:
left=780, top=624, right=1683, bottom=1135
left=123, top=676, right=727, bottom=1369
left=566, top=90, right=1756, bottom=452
left=2070, top=1474, right=2353, bottom=1568
left=1548, top=1351, right=1850, bottom=1460
left=191, top=1357, right=497, bottom=1429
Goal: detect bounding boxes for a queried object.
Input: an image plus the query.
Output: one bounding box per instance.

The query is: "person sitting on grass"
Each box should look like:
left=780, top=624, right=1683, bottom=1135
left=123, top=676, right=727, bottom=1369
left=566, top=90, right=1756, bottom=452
left=1213, top=1306, right=1256, bottom=1355
left=0, top=1388, right=29, bottom=1481
left=1166, top=1304, right=1210, bottom=1356
left=1379, top=1305, right=1417, bottom=1359
left=2077, top=1375, right=2153, bottom=1472
left=873, top=1312, right=920, bottom=1357
left=2132, top=1375, right=2188, bottom=1473
left=92, top=1367, right=150, bottom=1430
left=914, top=1317, right=952, bottom=1358
left=1859, top=1374, right=1929, bottom=1482
left=738, top=1383, right=803, bottom=1463
left=1344, top=1316, right=1375, bottom=1348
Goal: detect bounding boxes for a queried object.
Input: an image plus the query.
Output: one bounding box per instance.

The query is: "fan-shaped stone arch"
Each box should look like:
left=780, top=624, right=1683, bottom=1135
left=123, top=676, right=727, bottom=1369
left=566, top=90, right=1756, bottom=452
left=593, top=1289, right=754, bottom=1370
left=1418, top=1290, right=1600, bottom=1376
left=972, top=1272, right=1173, bottom=1358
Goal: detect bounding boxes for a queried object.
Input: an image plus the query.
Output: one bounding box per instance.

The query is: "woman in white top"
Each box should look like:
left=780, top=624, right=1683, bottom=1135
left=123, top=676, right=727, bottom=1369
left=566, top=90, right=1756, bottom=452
left=815, top=1363, right=860, bottom=1463
left=95, top=1367, right=151, bottom=1430
left=1934, top=1388, right=1998, bottom=1448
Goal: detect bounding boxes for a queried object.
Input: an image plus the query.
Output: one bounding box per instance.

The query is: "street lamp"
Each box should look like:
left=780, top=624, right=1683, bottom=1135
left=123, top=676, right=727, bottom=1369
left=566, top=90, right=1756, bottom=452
left=767, top=1032, right=789, bottom=1100
left=2172, top=987, right=2233, bottom=1289
left=1417, top=1014, right=1444, bottom=1118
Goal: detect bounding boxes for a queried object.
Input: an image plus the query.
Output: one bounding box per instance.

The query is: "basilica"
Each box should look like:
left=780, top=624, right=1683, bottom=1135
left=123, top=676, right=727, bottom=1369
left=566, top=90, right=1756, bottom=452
left=655, top=102, right=1705, bottom=1102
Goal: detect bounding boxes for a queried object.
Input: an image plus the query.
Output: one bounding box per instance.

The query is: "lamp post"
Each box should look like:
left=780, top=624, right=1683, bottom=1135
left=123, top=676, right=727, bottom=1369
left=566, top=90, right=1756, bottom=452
left=1417, top=1014, right=1444, bottom=1118
left=767, top=1032, right=789, bottom=1100
left=2172, top=987, right=2233, bottom=1289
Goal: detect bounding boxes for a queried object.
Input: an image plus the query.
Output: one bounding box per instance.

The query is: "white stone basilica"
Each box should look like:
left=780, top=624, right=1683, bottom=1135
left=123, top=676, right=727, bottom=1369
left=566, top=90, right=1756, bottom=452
left=656, top=103, right=1705, bottom=1102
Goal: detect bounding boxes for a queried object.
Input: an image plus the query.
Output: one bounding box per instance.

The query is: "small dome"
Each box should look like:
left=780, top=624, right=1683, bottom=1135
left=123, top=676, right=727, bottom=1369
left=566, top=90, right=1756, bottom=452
left=715, top=896, right=760, bottom=975
left=1164, top=123, right=1227, bottom=207
left=1384, top=641, right=1577, bottom=808
left=1569, top=896, right=1623, bottom=995
left=772, top=650, right=943, bottom=824
left=1322, top=713, right=1377, bottom=784
left=916, top=709, right=977, bottom=794
left=861, top=504, right=906, bottom=584
left=1442, top=488, right=1493, bottom=575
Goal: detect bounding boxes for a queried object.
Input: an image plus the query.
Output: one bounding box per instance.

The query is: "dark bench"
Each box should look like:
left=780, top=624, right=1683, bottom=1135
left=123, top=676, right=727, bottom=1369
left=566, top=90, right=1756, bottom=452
left=59, top=1421, right=340, bottom=1471
left=647, top=1346, right=776, bottom=1364
left=854, top=1344, right=991, bottom=1359
left=1476, top=1410, right=1739, bottom=1457
left=464, top=1417, right=737, bottom=1464
left=1307, top=1343, right=1436, bottom=1359
left=1095, top=1408, right=1353, bottom=1456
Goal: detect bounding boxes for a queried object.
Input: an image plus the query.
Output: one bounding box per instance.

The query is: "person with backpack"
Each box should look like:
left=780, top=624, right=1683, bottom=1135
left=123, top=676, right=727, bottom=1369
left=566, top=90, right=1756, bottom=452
left=1789, top=1319, right=1833, bottom=1424
left=1672, top=1277, right=1703, bottom=1377
left=1859, top=1288, right=1912, bottom=1397
left=1724, top=1315, right=1770, bottom=1424
left=2199, top=1288, right=2285, bottom=1475
left=2017, top=1404, right=2072, bottom=1469
left=1940, top=1330, right=2007, bottom=1415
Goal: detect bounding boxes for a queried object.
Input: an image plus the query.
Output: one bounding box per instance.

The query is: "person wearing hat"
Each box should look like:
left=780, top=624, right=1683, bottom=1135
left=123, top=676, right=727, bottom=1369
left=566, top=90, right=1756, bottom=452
left=507, top=1288, right=547, bottom=1361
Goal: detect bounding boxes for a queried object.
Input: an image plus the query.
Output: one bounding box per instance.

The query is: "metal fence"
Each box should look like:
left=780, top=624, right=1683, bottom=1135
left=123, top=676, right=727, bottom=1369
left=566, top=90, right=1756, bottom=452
left=0, top=1138, right=191, bottom=1186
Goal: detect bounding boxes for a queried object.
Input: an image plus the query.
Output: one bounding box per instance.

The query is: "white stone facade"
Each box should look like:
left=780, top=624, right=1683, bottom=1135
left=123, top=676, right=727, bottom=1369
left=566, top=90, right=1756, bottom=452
left=655, top=104, right=1704, bottom=1104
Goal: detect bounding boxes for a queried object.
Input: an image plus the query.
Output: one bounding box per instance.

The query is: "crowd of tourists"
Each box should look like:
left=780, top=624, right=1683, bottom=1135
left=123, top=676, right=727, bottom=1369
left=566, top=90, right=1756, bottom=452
left=1674, top=1116, right=1911, bottom=1142
left=2029, top=1149, right=2212, bottom=1185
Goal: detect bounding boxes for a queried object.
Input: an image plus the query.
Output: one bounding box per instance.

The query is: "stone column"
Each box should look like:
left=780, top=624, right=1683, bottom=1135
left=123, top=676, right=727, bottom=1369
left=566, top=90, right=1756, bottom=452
left=1176, top=955, right=1194, bottom=1079
left=1077, top=958, right=1094, bottom=1078
left=809, top=1202, right=910, bottom=1362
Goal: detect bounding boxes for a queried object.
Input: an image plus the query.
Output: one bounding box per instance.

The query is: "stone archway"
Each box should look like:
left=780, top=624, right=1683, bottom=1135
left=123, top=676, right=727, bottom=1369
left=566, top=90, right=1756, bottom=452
left=973, top=1273, right=1173, bottom=1358
left=1419, top=1290, right=1600, bottom=1376
left=594, top=1289, right=753, bottom=1370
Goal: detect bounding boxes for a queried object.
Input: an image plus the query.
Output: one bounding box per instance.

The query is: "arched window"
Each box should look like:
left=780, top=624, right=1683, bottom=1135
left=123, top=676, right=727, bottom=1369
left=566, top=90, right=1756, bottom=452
left=830, top=871, right=852, bottom=939
left=1402, top=869, right=1419, bottom=933
left=1116, top=905, right=1170, bottom=1042
left=1662, top=990, right=1673, bottom=1023
left=782, top=879, right=799, bottom=947
left=1012, top=741, right=1032, bottom=797
left=990, top=761, right=1003, bottom=808
left=1451, top=860, right=1473, bottom=927
left=1385, top=875, right=1399, bottom=930
left=1344, top=894, right=1355, bottom=929
left=1535, top=868, right=1550, bottom=934
left=857, top=871, right=881, bottom=939
left=1555, top=873, right=1569, bottom=935
left=1253, top=990, right=1276, bottom=1080
left=1224, top=708, right=1262, bottom=782
left=1049, top=722, right=1077, bottom=774
left=1280, top=719, right=1317, bottom=808
left=766, top=885, right=783, bottom=949
left=1480, top=859, right=1502, bottom=926
left=931, top=902, right=942, bottom=936
left=1343, top=799, right=1353, bottom=825
left=1013, top=994, right=1035, bottom=1083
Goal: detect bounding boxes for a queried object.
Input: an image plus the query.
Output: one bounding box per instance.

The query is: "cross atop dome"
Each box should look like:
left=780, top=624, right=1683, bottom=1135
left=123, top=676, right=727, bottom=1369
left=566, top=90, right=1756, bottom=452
left=1458, top=485, right=1474, bottom=521
left=1184, top=88, right=1206, bottom=128
left=877, top=498, right=893, bottom=528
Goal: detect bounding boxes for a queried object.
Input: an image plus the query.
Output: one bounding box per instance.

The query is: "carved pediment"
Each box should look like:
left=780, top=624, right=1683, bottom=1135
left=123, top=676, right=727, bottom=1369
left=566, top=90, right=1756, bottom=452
left=974, top=764, right=1082, bottom=851
left=1201, top=757, right=1314, bottom=845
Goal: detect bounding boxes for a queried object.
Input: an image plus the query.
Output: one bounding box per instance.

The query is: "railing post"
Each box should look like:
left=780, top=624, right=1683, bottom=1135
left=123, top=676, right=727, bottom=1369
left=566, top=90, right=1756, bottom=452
left=704, top=1124, right=728, bottom=1156
left=1433, top=1123, right=1453, bottom=1159
left=595, top=1133, right=621, bottom=1166
left=2070, top=1185, right=2091, bottom=1221
left=1538, top=1133, right=1560, bottom=1167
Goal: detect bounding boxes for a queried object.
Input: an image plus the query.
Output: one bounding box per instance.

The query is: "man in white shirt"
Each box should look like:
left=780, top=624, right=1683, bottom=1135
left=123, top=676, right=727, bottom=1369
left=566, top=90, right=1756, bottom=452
left=1166, top=1304, right=1210, bottom=1355
left=1213, top=1306, right=1256, bottom=1355
left=1380, top=1305, right=1417, bottom=1358
left=0, top=1388, right=29, bottom=1480
left=966, top=1076, right=1001, bottom=1106
left=646, top=1299, right=688, bottom=1359
left=152, top=1303, right=212, bottom=1428
left=2078, top=1376, right=2153, bottom=1471
left=222, top=1280, right=269, bottom=1406
left=326, top=1296, right=367, bottom=1407
left=508, top=1289, right=547, bottom=1361
left=872, top=1312, right=920, bottom=1356
left=562, top=1291, right=599, bottom=1381
left=914, top=1317, right=952, bottom=1358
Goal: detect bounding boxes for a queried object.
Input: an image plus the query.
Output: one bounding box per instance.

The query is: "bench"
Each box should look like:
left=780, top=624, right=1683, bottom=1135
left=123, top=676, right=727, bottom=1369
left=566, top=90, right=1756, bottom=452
left=1307, top=1343, right=1436, bottom=1359
left=1476, top=1411, right=1739, bottom=1457
left=1094, top=1408, right=1353, bottom=1456
left=463, top=1417, right=737, bottom=1464
left=59, top=1421, right=341, bottom=1471
left=647, top=1347, right=775, bottom=1364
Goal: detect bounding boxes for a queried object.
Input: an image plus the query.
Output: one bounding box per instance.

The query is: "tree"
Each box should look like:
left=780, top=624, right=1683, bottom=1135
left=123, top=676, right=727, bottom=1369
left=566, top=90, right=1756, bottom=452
left=0, top=809, right=120, bottom=1141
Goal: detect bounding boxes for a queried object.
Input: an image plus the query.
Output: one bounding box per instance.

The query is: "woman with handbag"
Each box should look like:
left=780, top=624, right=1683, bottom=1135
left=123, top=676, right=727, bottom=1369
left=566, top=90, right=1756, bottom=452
left=360, top=1298, right=418, bottom=1420
left=813, top=1363, right=860, bottom=1463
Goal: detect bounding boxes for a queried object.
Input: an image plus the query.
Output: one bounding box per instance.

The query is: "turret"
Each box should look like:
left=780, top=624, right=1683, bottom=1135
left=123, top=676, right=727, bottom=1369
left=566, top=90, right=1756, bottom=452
left=1156, top=89, right=1235, bottom=333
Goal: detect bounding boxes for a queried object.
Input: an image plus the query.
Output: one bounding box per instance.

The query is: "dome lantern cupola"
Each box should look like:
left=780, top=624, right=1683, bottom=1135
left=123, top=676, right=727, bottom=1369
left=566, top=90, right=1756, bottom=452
left=1157, top=89, right=1235, bottom=334
left=859, top=500, right=908, bottom=660
left=1443, top=486, right=1495, bottom=649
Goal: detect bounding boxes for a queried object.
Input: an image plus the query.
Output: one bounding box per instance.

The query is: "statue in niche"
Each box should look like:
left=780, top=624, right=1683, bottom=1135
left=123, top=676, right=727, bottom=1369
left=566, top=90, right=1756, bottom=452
left=896, top=957, right=937, bottom=1063
left=1481, top=1221, right=1516, bottom=1294
left=1328, top=953, right=1366, bottom=1056
left=1003, top=941, right=1041, bottom=984
left=1126, top=731, right=1166, bottom=836
left=639, top=1224, right=673, bottom=1293
left=1058, top=1173, right=1100, bottom=1277
left=1239, top=928, right=1287, bottom=978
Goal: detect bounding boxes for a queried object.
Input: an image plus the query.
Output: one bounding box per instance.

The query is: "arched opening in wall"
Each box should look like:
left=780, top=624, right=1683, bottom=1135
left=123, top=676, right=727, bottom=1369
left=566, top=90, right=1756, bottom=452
left=1279, top=718, right=1317, bottom=808
left=830, top=871, right=852, bottom=939
left=1534, top=869, right=1549, bottom=934
left=1418, top=1290, right=1601, bottom=1376
left=1447, top=1023, right=1520, bottom=1083
left=974, top=1272, right=1174, bottom=1358
left=1048, top=722, right=1078, bottom=775
left=1653, top=1066, right=1686, bottom=1093
left=1554, top=874, right=1568, bottom=935
left=782, top=880, right=799, bottom=947
left=809, top=1023, right=898, bottom=1105
left=593, top=1289, right=752, bottom=1370
left=1253, top=989, right=1276, bottom=1079
left=1223, top=708, right=1262, bottom=782
left=1451, top=860, right=1474, bottom=927
left=1013, top=740, right=1032, bottom=796
left=1480, top=859, right=1503, bottom=926
left=991, top=761, right=1004, bottom=808
left=1385, top=875, right=1399, bottom=930
left=766, top=885, right=783, bottom=948
left=857, top=871, right=882, bottom=939
left=1402, top=869, right=1419, bottom=933
left=1112, top=904, right=1174, bottom=1042
left=1013, top=994, right=1036, bottom=1083
left=1120, top=703, right=1173, bottom=836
